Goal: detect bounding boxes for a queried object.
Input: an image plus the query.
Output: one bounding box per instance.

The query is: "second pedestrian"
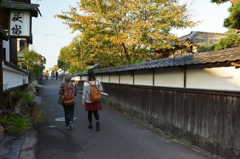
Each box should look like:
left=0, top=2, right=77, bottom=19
left=82, top=70, right=103, bottom=131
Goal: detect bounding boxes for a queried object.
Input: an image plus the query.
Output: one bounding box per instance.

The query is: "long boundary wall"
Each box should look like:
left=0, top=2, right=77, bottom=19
left=78, top=66, right=240, bottom=158
left=3, top=63, right=28, bottom=91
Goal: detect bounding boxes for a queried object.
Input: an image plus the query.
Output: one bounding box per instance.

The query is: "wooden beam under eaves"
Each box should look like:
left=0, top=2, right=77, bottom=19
left=231, top=61, right=240, bottom=68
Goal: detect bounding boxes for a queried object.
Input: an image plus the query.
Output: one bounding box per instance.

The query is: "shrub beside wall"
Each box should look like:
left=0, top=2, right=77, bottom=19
left=0, top=82, right=45, bottom=136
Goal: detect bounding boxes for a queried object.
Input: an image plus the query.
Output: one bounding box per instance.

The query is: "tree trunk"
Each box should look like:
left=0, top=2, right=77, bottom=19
left=121, top=43, right=131, bottom=63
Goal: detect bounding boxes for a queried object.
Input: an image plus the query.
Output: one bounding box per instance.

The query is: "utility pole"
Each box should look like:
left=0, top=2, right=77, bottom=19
left=0, top=39, right=3, bottom=101
left=0, top=8, right=5, bottom=107
left=0, top=28, right=6, bottom=107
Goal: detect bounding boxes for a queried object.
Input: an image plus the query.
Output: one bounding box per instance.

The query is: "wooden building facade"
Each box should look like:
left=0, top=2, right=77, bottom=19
left=0, top=0, right=39, bottom=91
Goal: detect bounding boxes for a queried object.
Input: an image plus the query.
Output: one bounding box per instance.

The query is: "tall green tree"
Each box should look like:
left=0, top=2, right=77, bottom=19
left=212, top=0, right=240, bottom=29
left=214, top=33, right=240, bottom=50
left=20, top=49, right=46, bottom=80
left=197, top=33, right=240, bottom=52
left=212, top=0, right=239, bottom=4
left=57, top=0, right=194, bottom=69
left=58, top=46, right=71, bottom=72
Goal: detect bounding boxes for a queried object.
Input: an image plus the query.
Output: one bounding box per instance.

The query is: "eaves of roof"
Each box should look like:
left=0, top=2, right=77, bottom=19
left=0, top=1, right=40, bottom=17
left=3, top=61, right=28, bottom=75
left=75, top=47, right=240, bottom=76
left=95, top=47, right=240, bottom=74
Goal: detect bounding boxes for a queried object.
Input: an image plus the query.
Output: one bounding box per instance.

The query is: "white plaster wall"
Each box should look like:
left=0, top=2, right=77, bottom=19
left=72, top=76, right=80, bottom=81
left=102, top=75, right=109, bottom=83
left=109, top=75, right=119, bottom=83
left=120, top=74, right=133, bottom=85
left=2, top=40, right=10, bottom=62
left=3, top=67, right=28, bottom=91
left=187, top=67, right=240, bottom=91
left=96, top=75, right=102, bottom=81
left=82, top=76, right=87, bottom=81
left=155, top=70, right=184, bottom=88
left=134, top=72, right=153, bottom=86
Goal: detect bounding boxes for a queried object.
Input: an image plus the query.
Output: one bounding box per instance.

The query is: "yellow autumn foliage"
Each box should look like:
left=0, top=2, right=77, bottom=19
left=57, top=0, right=195, bottom=72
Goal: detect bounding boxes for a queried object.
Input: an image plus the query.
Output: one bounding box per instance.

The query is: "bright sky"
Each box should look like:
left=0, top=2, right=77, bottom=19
left=30, top=0, right=231, bottom=69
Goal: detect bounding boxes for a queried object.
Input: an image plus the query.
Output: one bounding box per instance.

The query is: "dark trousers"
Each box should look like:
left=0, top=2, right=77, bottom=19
left=88, top=111, right=99, bottom=124
left=63, top=104, right=75, bottom=126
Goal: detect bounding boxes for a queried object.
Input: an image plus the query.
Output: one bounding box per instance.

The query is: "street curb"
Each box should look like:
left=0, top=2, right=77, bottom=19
left=19, top=130, right=38, bottom=159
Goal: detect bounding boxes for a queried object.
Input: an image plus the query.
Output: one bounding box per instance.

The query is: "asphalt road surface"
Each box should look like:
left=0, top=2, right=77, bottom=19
left=36, top=80, right=209, bottom=159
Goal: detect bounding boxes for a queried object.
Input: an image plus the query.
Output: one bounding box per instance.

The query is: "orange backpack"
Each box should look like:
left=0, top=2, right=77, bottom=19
left=63, top=83, right=75, bottom=105
left=88, top=81, right=102, bottom=103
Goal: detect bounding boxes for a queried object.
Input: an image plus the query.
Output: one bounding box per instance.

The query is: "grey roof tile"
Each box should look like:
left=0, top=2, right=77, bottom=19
left=78, top=47, right=240, bottom=75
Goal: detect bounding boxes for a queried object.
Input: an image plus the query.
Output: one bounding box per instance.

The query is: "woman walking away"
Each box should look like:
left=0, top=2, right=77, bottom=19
left=59, top=75, right=76, bottom=130
left=82, top=70, right=103, bottom=131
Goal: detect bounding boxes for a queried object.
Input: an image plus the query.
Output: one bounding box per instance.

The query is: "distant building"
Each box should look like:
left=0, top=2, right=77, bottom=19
left=180, top=31, right=227, bottom=53
left=154, top=31, right=227, bottom=58
left=181, top=31, right=226, bottom=43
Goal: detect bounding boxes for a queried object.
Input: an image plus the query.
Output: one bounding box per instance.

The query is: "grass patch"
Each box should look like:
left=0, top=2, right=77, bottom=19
left=0, top=82, right=46, bottom=135
left=0, top=114, right=33, bottom=135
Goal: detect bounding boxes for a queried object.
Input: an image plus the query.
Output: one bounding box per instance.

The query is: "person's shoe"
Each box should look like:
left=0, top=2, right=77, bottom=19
left=66, top=123, right=72, bottom=131
left=96, top=122, right=100, bottom=132
left=68, top=125, right=73, bottom=130
left=69, top=121, right=74, bottom=129
left=66, top=125, right=71, bottom=130
left=88, top=124, right=93, bottom=130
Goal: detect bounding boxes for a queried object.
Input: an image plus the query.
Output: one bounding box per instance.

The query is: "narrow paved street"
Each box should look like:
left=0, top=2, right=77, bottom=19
left=36, top=80, right=209, bottom=159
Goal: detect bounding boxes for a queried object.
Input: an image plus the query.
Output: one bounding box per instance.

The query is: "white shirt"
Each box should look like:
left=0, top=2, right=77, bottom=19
left=82, top=80, right=103, bottom=103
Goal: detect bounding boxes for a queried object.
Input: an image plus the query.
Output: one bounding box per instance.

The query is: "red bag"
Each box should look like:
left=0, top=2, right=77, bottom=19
left=63, top=83, right=75, bottom=105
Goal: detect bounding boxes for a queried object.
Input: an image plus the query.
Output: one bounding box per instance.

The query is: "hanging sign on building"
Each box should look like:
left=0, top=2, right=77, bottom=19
left=9, top=11, right=31, bottom=37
